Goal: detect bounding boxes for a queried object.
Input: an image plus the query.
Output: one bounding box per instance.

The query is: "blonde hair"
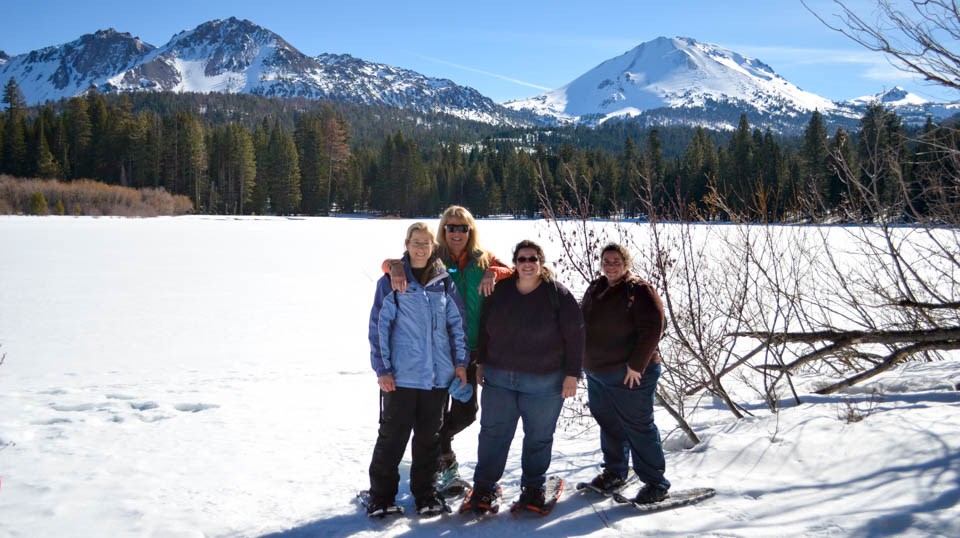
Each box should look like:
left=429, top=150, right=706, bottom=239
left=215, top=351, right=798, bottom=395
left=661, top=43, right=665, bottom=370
left=405, top=221, right=437, bottom=245
left=512, top=239, right=554, bottom=281
left=437, top=205, right=491, bottom=270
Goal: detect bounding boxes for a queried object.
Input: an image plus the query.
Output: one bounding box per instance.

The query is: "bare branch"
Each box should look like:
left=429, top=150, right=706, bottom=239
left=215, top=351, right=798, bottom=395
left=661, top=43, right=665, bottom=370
left=815, top=340, right=960, bottom=394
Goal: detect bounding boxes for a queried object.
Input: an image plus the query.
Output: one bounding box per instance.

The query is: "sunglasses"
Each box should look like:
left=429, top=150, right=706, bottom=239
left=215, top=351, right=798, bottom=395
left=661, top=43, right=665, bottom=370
left=444, top=224, right=470, bottom=233
left=516, top=256, right=540, bottom=264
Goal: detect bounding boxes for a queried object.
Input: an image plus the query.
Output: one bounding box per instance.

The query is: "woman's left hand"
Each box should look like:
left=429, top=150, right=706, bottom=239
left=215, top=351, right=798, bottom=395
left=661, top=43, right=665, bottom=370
left=454, top=366, right=468, bottom=386
left=623, top=365, right=643, bottom=388
left=562, top=376, right=578, bottom=398
left=478, top=269, right=497, bottom=296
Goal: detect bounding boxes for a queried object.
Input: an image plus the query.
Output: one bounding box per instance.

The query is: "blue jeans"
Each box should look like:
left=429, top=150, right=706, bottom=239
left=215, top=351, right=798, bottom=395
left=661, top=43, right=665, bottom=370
left=473, top=367, right=565, bottom=491
left=586, top=363, right=670, bottom=490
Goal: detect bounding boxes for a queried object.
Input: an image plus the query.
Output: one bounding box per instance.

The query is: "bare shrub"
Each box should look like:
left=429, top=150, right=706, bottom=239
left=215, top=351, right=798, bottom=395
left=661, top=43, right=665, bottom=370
left=835, top=389, right=883, bottom=424
left=0, top=176, right=194, bottom=217
left=538, top=164, right=704, bottom=446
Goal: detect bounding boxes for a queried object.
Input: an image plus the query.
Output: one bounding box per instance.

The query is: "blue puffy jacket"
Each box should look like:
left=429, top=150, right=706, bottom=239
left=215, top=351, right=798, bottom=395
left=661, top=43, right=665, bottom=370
left=368, top=255, right=468, bottom=390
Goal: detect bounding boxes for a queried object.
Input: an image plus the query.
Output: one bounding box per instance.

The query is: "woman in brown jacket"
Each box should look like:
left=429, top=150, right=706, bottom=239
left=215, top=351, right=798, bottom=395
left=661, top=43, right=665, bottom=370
left=580, top=243, right=671, bottom=504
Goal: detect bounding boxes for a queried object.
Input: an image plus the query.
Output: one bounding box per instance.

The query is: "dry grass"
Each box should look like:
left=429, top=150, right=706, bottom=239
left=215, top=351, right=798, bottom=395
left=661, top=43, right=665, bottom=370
left=0, top=176, right=194, bottom=217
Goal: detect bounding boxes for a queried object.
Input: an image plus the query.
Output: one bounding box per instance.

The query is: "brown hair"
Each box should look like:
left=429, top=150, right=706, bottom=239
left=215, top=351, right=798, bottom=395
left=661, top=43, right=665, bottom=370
left=512, top=239, right=554, bottom=281
left=437, top=205, right=491, bottom=270
left=600, top=242, right=633, bottom=270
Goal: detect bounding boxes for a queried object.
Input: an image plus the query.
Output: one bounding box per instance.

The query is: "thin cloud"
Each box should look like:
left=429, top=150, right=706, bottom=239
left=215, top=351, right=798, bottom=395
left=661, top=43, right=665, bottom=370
left=733, top=43, right=926, bottom=79
left=732, top=44, right=890, bottom=67
left=862, top=63, right=918, bottom=82
left=411, top=53, right=552, bottom=91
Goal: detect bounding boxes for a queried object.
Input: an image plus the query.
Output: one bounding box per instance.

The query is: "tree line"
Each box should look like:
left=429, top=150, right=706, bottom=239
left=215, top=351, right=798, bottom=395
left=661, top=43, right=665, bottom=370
left=1, top=78, right=953, bottom=222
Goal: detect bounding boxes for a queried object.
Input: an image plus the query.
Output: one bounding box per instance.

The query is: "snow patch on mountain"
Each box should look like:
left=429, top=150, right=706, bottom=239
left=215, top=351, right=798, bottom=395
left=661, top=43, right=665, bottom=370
left=0, top=17, right=521, bottom=125
left=505, top=36, right=837, bottom=124
left=847, top=86, right=929, bottom=107
left=0, top=29, right=152, bottom=104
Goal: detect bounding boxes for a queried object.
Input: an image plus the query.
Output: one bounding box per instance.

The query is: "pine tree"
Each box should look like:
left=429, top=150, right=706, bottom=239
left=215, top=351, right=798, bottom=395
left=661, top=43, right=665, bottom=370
left=680, top=127, right=719, bottom=217
left=322, top=109, right=351, bottom=214
left=294, top=113, right=324, bottom=214
left=800, top=110, right=831, bottom=213
left=2, top=78, right=26, bottom=112
left=230, top=124, right=257, bottom=215
left=251, top=118, right=271, bottom=214
left=0, top=113, right=5, bottom=173
left=645, top=129, right=666, bottom=209
left=85, top=91, right=109, bottom=180
left=725, top=114, right=756, bottom=218
left=856, top=103, right=906, bottom=219
left=266, top=121, right=301, bottom=215
left=828, top=127, right=857, bottom=214
left=64, top=97, right=92, bottom=179
left=35, top=120, right=62, bottom=179
left=2, top=79, right=27, bottom=177
left=619, top=137, right=642, bottom=218
left=27, top=191, right=48, bottom=215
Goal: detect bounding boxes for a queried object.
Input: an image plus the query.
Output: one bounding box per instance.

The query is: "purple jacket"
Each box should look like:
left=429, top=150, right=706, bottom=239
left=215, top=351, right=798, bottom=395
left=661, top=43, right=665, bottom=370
left=477, top=275, right=584, bottom=378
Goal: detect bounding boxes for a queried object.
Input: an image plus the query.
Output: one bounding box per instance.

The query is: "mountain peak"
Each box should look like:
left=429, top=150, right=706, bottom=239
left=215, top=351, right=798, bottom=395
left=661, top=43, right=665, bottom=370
left=505, top=35, right=834, bottom=125
left=847, top=86, right=929, bottom=107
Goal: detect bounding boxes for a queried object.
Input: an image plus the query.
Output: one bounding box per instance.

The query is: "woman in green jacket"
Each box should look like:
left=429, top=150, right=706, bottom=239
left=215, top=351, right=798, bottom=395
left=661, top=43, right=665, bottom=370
left=382, top=206, right=511, bottom=491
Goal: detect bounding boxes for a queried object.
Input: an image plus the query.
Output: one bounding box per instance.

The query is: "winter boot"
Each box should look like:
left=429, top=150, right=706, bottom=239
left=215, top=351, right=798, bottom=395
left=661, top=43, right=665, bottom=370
left=415, top=491, right=450, bottom=516
left=633, top=483, right=670, bottom=504
left=589, top=469, right=627, bottom=493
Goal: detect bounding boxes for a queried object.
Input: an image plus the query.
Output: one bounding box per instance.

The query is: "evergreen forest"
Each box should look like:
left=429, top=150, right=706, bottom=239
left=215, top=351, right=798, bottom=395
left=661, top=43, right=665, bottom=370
left=1, top=77, right=953, bottom=222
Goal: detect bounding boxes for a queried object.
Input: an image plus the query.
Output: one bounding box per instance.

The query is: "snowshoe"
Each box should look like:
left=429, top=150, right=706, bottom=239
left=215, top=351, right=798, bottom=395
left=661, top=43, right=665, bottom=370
left=576, top=471, right=638, bottom=497
left=510, top=476, right=563, bottom=516
left=459, top=484, right=502, bottom=515
left=612, top=487, right=716, bottom=513
left=415, top=492, right=451, bottom=517
left=357, top=490, right=404, bottom=518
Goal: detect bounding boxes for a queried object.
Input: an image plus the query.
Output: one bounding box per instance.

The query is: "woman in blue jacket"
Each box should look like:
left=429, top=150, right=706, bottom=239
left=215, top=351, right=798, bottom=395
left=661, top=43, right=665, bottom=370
left=366, top=222, right=468, bottom=517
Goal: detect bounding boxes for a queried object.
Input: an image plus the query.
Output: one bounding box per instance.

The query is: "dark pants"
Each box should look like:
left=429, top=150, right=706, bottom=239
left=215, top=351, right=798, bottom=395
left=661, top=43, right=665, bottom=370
left=586, top=363, right=670, bottom=490
left=368, top=387, right=449, bottom=501
left=438, top=353, right=479, bottom=455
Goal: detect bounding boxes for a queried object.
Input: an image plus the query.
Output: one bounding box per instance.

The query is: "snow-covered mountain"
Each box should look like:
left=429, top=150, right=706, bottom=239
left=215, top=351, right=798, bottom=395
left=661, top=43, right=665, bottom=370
left=846, top=86, right=960, bottom=126
left=0, top=29, right=154, bottom=104
left=505, top=36, right=843, bottom=130
left=3, top=26, right=959, bottom=132
left=847, top=86, right=928, bottom=107
left=505, top=36, right=960, bottom=132
left=0, top=18, right=519, bottom=125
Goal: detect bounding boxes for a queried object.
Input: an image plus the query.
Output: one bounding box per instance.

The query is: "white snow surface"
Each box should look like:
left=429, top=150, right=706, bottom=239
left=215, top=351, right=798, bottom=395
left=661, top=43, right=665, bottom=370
left=505, top=36, right=838, bottom=122
left=1, top=215, right=958, bottom=538
left=847, top=86, right=930, bottom=107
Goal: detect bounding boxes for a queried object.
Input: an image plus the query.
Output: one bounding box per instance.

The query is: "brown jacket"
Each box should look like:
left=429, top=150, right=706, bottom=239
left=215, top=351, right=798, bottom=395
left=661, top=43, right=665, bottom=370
left=580, top=274, right=665, bottom=373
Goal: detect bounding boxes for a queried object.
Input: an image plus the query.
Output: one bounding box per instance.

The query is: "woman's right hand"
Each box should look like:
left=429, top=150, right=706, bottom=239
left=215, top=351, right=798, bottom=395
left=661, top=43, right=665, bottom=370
left=476, top=364, right=484, bottom=386
left=478, top=269, right=496, bottom=296
left=623, top=365, right=643, bottom=389
left=378, top=374, right=396, bottom=392
left=389, top=261, right=407, bottom=293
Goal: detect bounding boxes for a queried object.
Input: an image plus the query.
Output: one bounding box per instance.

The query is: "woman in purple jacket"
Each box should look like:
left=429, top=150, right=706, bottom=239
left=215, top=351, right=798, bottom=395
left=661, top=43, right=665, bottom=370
left=464, top=239, right=584, bottom=513
left=365, top=222, right=468, bottom=517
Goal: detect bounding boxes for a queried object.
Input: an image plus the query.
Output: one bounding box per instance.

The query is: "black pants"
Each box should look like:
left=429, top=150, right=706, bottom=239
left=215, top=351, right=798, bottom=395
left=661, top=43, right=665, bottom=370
left=369, top=387, right=448, bottom=501
left=439, top=356, right=479, bottom=455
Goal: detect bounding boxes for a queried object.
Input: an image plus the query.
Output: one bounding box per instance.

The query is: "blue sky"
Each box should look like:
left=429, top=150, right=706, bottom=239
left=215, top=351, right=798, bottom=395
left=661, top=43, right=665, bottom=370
left=3, top=0, right=957, bottom=103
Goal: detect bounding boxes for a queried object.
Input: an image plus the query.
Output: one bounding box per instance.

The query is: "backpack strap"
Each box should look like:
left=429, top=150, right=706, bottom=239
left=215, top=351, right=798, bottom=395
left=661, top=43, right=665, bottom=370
left=624, top=275, right=641, bottom=310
